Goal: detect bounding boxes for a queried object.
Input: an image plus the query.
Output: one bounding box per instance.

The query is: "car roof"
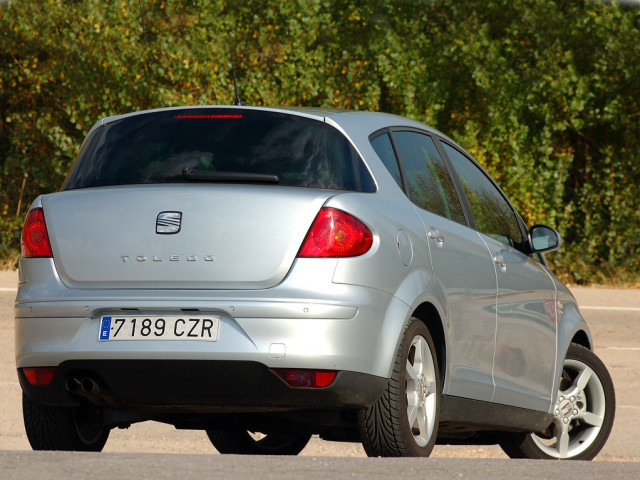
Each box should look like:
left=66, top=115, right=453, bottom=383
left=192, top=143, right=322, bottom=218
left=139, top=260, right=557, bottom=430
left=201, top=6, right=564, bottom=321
left=95, top=105, right=448, bottom=140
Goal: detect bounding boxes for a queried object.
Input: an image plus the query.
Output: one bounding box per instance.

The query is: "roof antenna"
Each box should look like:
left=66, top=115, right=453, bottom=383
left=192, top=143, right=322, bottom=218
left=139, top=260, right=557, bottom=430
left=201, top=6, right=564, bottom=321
left=230, top=53, right=246, bottom=106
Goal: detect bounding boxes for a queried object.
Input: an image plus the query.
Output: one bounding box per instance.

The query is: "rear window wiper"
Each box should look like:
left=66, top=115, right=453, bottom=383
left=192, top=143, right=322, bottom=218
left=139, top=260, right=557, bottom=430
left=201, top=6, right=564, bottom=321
left=182, top=167, right=279, bottom=184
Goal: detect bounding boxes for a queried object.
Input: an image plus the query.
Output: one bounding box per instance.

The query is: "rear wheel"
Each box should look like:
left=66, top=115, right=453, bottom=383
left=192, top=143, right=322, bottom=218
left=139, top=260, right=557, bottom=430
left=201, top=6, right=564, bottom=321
left=206, top=428, right=311, bottom=455
left=500, top=343, right=615, bottom=460
left=22, top=393, right=110, bottom=451
left=358, top=318, right=440, bottom=457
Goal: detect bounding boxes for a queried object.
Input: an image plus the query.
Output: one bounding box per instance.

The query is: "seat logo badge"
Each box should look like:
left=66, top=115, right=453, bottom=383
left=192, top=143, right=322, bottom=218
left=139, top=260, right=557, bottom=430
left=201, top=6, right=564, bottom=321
left=156, top=211, right=182, bottom=234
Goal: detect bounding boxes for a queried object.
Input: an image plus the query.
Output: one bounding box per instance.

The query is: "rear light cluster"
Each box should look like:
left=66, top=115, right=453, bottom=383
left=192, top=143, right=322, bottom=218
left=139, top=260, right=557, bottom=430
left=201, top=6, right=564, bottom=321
left=273, top=368, right=337, bottom=388
left=298, top=207, right=373, bottom=258
left=21, top=208, right=53, bottom=258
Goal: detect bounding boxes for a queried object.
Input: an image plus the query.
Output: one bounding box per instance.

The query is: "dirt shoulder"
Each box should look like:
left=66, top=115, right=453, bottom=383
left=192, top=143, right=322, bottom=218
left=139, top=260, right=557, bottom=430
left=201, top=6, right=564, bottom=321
left=0, top=270, right=17, bottom=288
left=568, top=285, right=640, bottom=308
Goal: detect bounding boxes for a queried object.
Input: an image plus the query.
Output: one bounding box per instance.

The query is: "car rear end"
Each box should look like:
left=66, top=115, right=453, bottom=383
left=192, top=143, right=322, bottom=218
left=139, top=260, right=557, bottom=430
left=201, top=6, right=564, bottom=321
left=15, top=107, right=397, bottom=425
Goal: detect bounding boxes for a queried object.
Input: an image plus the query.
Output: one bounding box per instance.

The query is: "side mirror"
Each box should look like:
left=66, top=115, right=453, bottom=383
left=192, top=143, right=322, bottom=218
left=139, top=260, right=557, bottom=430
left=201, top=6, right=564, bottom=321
left=529, top=225, right=562, bottom=253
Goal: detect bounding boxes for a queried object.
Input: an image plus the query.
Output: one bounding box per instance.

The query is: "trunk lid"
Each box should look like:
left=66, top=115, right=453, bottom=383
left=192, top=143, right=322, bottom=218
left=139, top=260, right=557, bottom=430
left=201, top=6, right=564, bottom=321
left=43, top=184, right=333, bottom=289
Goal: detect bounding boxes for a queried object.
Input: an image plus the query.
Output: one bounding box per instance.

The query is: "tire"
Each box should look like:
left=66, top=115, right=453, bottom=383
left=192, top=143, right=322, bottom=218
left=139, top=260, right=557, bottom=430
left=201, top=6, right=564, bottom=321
left=500, top=343, right=615, bottom=460
left=22, top=393, right=110, bottom=451
left=206, top=428, right=311, bottom=455
left=358, top=318, right=440, bottom=457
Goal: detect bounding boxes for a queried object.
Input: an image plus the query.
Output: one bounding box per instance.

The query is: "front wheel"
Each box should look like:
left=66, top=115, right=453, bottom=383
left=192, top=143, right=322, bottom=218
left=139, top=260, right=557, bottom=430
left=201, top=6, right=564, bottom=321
left=22, top=394, right=110, bottom=451
left=500, top=343, right=615, bottom=460
left=206, top=428, right=311, bottom=455
left=358, top=318, right=440, bottom=457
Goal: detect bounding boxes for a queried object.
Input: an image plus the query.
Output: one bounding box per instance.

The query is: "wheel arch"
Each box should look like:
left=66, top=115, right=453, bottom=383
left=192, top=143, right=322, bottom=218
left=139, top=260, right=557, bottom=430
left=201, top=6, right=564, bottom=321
left=410, top=302, right=447, bottom=390
left=570, top=329, right=591, bottom=350
left=385, top=266, right=449, bottom=383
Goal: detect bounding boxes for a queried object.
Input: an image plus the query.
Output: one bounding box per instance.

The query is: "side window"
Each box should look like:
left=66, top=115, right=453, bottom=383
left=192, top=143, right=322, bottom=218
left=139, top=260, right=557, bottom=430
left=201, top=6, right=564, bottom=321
left=392, top=131, right=466, bottom=224
left=370, top=133, right=403, bottom=189
left=442, top=143, right=524, bottom=248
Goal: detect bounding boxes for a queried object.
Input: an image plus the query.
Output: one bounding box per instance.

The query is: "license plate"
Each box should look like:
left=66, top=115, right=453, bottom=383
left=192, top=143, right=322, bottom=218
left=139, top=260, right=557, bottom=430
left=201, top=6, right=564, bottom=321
left=99, top=315, right=220, bottom=342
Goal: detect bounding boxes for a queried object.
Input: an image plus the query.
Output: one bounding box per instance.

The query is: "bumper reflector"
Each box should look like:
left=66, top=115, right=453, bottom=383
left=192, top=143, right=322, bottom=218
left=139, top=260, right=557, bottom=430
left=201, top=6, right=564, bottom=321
left=273, top=369, right=337, bottom=388
left=22, top=367, right=57, bottom=385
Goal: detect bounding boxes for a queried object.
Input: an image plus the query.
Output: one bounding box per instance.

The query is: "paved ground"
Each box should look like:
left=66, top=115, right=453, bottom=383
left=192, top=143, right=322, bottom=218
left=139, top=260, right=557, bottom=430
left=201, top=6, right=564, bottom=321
left=3, top=451, right=640, bottom=480
left=1, top=270, right=638, bottom=461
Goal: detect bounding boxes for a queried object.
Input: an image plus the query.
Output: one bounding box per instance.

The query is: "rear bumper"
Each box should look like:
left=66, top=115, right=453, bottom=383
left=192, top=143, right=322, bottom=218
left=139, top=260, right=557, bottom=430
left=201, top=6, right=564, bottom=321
left=18, top=360, right=387, bottom=412
left=16, top=257, right=410, bottom=419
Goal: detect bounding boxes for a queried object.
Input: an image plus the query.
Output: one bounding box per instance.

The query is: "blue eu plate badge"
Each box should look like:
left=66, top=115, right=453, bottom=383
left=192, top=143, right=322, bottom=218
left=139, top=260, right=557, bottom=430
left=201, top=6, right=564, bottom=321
left=99, top=316, right=111, bottom=340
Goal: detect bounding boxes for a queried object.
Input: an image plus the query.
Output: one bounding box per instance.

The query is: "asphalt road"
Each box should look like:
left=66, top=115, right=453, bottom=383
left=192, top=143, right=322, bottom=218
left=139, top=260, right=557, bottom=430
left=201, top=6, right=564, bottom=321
left=3, top=451, right=640, bottom=480
left=1, top=270, right=639, bottom=478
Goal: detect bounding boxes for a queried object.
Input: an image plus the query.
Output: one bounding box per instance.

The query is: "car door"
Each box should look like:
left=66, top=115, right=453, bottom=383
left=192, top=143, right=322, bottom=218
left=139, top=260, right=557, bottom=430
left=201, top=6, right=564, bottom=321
left=440, top=141, right=558, bottom=412
left=374, top=129, right=498, bottom=402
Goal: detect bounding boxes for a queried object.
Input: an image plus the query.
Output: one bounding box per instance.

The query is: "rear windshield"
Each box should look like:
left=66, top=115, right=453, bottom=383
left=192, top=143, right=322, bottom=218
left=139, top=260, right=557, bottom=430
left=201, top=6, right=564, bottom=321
left=63, top=108, right=375, bottom=192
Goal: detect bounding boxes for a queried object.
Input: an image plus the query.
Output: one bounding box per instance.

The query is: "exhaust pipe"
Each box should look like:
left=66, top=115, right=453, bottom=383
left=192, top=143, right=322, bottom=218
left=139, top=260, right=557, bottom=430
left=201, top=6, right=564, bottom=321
left=64, top=376, right=100, bottom=396
left=64, top=374, right=122, bottom=407
left=65, top=377, right=82, bottom=393
left=81, top=377, right=100, bottom=396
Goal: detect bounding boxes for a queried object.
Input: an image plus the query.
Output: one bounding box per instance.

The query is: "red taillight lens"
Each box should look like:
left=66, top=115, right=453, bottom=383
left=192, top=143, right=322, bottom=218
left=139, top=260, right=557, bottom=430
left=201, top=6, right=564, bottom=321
left=22, top=367, right=57, bottom=385
left=21, top=208, right=53, bottom=258
left=273, top=369, right=337, bottom=388
left=298, top=208, right=373, bottom=258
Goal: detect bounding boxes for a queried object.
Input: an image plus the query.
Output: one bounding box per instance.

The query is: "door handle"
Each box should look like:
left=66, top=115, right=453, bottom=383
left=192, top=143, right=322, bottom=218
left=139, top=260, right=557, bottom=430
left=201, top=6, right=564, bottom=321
left=427, top=230, right=445, bottom=247
left=493, top=254, right=507, bottom=272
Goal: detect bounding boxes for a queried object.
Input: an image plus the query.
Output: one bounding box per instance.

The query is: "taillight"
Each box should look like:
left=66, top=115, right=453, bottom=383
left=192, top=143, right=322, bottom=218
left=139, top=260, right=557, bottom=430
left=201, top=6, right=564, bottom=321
left=273, top=369, right=337, bottom=388
left=298, top=208, right=373, bottom=258
left=21, top=208, right=53, bottom=258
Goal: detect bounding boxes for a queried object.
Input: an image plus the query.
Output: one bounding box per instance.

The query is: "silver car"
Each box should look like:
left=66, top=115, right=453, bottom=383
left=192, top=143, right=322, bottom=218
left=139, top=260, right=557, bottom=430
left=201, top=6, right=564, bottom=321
left=16, top=106, right=614, bottom=459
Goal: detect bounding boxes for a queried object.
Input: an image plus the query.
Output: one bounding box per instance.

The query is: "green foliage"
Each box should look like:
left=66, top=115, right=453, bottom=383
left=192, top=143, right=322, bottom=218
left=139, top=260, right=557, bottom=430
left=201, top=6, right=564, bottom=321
left=1, top=0, right=639, bottom=283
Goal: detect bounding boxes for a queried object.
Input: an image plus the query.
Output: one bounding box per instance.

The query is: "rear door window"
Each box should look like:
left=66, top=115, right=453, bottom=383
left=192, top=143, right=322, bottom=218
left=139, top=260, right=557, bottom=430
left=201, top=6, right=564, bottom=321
left=391, top=131, right=466, bottom=224
left=64, top=109, right=375, bottom=192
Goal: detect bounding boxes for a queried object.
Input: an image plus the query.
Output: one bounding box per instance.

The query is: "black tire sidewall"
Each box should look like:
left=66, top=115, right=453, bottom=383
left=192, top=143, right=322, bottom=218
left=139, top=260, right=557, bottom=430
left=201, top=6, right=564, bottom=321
left=22, top=394, right=109, bottom=451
